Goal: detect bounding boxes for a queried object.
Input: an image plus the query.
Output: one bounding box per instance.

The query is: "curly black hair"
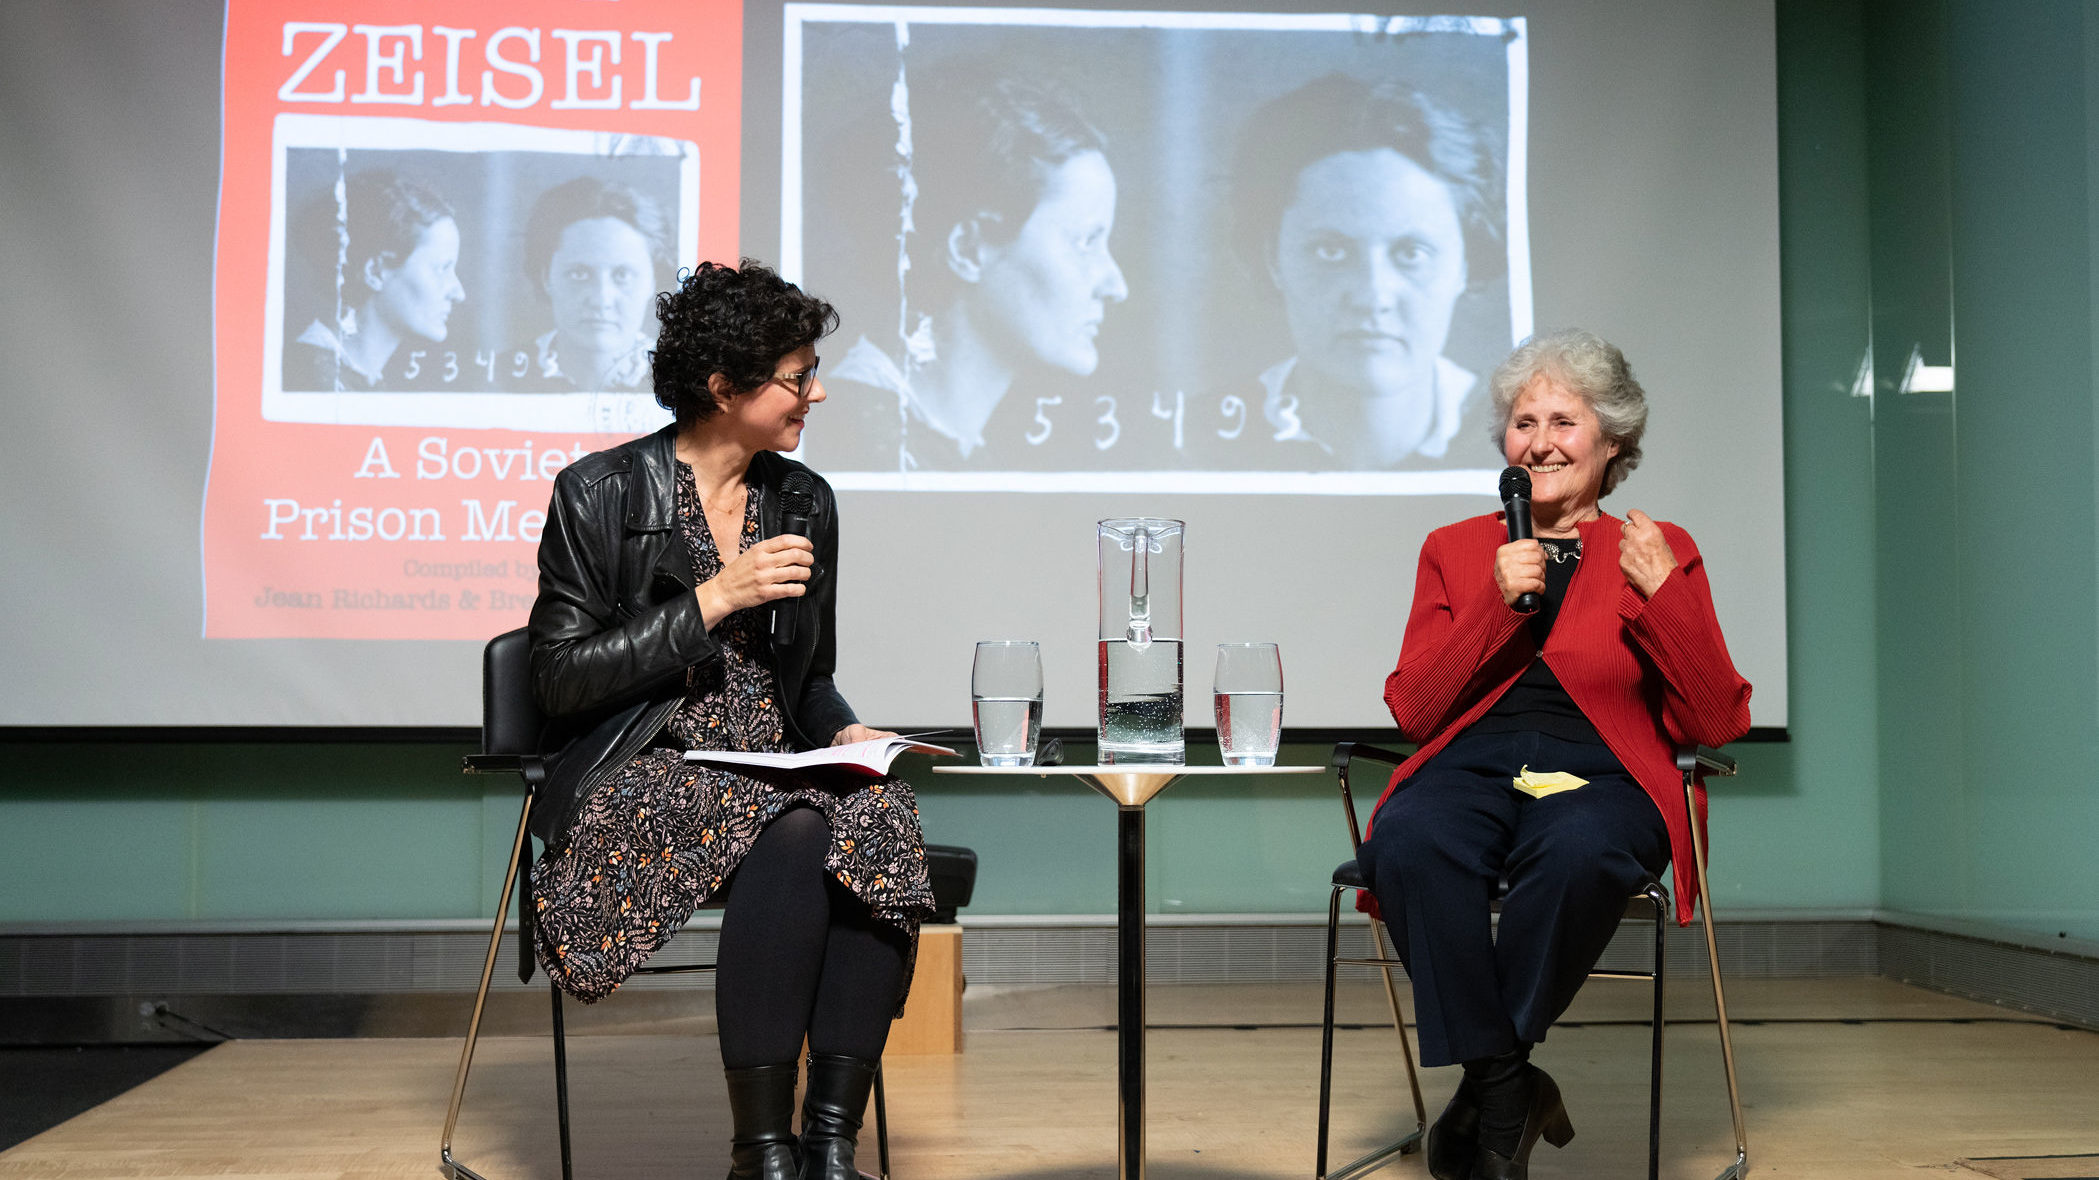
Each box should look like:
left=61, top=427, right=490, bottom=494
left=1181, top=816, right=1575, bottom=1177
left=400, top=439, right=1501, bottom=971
left=651, top=259, right=839, bottom=427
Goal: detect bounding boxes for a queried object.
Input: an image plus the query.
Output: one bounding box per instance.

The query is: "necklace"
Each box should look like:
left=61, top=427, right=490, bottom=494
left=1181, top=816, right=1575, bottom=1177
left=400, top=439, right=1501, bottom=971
left=1540, top=537, right=1582, bottom=564
left=676, top=457, right=748, bottom=519
left=699, top=483, right=748, bottom=514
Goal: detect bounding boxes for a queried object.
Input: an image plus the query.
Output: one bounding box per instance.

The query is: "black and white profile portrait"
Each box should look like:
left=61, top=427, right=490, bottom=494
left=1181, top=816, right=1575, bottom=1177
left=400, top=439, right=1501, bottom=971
left=266, top=114, right=696, bottom=432
left=822, top=71, right=1130, bottom=473
left=785, top=7, right=1530, bottom=493
left=283, top=169, right=467, bottom=395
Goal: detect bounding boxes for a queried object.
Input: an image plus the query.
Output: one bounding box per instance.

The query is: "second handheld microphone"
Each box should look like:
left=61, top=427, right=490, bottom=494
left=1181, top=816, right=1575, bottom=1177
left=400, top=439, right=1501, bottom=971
left=773, top=471, right=816, bottom=647
left=1499, top=465, right=1542, bottom=614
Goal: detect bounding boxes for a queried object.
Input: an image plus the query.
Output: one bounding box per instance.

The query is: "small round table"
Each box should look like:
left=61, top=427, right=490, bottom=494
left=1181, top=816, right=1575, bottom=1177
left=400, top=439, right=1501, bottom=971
left=932, top=763, right=1320, bottom=1180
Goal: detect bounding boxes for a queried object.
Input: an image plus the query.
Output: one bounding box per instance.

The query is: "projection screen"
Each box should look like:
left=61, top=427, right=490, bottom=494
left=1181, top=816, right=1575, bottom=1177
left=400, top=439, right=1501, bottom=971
left=0, top=0, right=1785, bottom=731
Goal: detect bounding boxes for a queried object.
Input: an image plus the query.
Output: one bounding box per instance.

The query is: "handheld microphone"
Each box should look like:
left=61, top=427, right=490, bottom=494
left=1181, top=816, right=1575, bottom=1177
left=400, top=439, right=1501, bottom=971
left=774, top=471, right=816, bottom=647
left=1499, top=466, right=1542, bottom=614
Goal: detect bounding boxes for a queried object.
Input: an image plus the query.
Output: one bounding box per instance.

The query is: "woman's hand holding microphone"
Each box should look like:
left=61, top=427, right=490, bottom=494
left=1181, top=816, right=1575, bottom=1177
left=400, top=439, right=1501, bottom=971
left=1494, top=539, right=1547, bottom=610
left=694, top=535, right=814, bottom=630
left=691, top=536, right=897, bottom=747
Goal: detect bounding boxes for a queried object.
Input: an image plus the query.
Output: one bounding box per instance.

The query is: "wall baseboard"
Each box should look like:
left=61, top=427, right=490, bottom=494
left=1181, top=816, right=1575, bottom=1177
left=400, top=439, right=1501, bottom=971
left=1, top=913, right=2090, bottom=1042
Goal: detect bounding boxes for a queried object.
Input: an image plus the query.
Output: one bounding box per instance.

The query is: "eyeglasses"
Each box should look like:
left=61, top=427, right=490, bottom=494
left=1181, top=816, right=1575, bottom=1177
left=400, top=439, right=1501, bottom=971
left=770, top=355, right=821, bottom=397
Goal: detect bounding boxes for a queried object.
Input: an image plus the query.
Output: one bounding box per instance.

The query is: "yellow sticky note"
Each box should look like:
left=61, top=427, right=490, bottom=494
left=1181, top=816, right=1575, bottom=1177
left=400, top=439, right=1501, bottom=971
left=1512, top=765, right=1589, bottom=798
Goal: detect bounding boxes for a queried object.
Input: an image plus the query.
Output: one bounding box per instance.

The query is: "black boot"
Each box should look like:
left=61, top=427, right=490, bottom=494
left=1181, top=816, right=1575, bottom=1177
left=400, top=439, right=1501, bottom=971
left=1470, top=1065, right=1574, bottom=1180
left=723, top=1063, right=800, bottom=1180
left=798, top=1053, right=878, bottom=1180
left=1425, top=1074, right=1480, bottom=1180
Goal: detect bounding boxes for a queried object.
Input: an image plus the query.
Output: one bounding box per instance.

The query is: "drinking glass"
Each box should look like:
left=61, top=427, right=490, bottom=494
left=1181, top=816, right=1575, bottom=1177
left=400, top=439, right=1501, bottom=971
left=972, top=641, right=1043, bottom=766
left=1213, top=643, right=1283, bottom=766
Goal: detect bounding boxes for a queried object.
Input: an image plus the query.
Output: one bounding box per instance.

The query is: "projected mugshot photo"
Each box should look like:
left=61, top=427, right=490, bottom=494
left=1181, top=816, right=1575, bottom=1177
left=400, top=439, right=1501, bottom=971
left=787, top=9, right=1526, bottom=489
left=821, top=69, right=1131, bottom=473
left=513, top=176, right=677, bottom=395
left=282, top=168, right=467, bottom=394
left=269, top=118, right=693, bottom=429
left=1219, top=74, right=1506, bottom=471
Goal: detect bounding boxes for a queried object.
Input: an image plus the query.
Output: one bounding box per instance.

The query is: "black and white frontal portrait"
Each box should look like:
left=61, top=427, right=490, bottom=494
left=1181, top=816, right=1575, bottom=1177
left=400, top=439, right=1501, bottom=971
left=518, top=176, right=677, bottom=394
left=1233, top=75, right=1506, bottom=470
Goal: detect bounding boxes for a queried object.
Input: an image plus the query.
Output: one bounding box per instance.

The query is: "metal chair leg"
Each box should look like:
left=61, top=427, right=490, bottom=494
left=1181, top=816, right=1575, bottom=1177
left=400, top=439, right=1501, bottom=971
left=1318, top=886, right=1426, bottom=1180
left=551, top=982, right=573, bottom=1180
left=1645, top=881, right=1669, bottom=1180
left=1686, top=778, right=1749, bottom=1180
left=1316, top=886, right=1342, bottom=1179
left=439, top=789, right=534, bottom=1180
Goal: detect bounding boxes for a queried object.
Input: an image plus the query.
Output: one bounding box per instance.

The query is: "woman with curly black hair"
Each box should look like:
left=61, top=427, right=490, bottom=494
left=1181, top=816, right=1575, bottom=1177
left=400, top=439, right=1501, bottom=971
left=526, top=258, right=933, bottom=1180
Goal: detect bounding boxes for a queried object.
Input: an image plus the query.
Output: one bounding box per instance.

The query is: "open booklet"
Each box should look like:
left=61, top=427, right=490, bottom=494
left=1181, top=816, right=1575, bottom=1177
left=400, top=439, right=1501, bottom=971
left=683, top=735, right=958, bottom=777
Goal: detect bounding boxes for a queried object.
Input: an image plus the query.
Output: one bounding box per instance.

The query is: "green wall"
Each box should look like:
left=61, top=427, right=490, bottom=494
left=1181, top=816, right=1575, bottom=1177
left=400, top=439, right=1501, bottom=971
left=1860, top=0, right=2099, bottom=940
left=0, top=737, right=1828, bottom=924
left=4, top=0, right=2094, bottom=942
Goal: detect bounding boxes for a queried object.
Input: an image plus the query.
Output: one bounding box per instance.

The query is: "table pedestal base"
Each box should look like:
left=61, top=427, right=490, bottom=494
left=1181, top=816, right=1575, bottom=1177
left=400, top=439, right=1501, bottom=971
left=930, top=763, right=1316, bottom=1180
left=1118, top=806, right=1145, bottom=1180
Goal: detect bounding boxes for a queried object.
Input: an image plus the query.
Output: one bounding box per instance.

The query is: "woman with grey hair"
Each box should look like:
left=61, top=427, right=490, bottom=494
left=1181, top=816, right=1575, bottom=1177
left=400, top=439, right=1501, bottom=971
left=1355, top=329, right=1751, bottom=1178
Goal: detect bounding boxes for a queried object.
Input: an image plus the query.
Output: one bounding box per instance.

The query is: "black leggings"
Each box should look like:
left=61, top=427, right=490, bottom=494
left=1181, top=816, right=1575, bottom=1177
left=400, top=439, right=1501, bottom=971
left=714, top=806, right=911, bottom=1068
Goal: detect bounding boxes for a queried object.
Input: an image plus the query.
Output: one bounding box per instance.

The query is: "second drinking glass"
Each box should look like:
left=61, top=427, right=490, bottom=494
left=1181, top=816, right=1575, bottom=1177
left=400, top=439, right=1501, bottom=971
left=1214, top=642, right=1283, bottom=766
left=972, top=641, right=1043, bottom=766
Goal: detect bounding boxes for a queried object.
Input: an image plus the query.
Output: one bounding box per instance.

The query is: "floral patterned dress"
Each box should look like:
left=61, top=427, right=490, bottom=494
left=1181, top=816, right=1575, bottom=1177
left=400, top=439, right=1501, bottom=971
left=530, top=462, right=933, bottom=1003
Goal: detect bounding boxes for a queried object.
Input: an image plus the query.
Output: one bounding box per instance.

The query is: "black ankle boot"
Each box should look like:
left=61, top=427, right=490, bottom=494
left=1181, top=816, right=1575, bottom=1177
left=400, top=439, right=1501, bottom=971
left=1466, top=1048, right=1531, bottom=1160
left=798, top=1054, right=878, bottom=1180
left=723, top=1063, right=800, bottom=1180
left=1425, top=1074, right=1480, bottom=1180
left=1470, top=1066, right=1574, bottom=1180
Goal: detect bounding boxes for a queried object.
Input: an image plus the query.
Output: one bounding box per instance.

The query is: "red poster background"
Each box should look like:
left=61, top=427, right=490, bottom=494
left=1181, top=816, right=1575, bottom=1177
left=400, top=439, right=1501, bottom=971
left=205, top=0, right=740, bottom=638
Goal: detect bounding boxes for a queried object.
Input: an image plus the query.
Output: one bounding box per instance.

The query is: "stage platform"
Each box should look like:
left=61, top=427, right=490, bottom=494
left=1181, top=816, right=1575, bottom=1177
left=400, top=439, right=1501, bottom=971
left=2, top=977, right=2094, bottom=1179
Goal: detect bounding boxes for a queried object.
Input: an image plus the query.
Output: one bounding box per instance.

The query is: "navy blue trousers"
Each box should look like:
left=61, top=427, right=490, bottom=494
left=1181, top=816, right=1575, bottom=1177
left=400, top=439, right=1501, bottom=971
left=1357, top=729, right=1670, bottom=1067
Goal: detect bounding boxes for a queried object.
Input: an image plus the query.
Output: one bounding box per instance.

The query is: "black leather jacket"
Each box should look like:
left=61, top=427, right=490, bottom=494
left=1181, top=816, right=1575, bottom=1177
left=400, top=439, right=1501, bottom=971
left=525, top=424, right=856, bottom=843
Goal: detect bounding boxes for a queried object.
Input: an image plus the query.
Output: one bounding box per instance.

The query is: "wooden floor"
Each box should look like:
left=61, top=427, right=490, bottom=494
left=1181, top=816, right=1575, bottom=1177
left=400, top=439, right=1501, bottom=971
left=3, top=977, right=2096, bottom=1179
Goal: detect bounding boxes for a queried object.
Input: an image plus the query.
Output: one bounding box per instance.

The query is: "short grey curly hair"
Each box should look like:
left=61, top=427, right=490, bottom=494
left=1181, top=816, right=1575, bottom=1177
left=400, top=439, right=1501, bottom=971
left=1486, top=328, right=1648, bottom=496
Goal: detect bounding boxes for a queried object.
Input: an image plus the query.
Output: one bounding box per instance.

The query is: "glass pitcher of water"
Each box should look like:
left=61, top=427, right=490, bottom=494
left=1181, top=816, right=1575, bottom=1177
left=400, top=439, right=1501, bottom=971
left=1097, top=518, right=1185, bottom=764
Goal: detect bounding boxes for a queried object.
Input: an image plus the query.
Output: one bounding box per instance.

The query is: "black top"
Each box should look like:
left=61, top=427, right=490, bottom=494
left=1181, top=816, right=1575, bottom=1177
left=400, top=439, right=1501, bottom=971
left=1468, top=535, right=1605, bottom=746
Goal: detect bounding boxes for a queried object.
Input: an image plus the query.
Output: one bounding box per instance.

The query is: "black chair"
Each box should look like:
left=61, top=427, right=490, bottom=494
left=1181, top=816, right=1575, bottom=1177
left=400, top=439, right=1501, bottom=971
left=1315, top=741, right=1747, bottom=1180
left=439, top=628, right=892, bottom=1180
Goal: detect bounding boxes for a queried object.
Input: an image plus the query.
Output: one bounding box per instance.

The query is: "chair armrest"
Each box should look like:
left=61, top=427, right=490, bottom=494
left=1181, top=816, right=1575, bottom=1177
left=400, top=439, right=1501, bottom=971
left=1675, top=745, right=1737, bottom=777
left=1328, top=741, right=1413, bottom=776
left=1329, top=740, right=1417, bottom=852
left=464, top=753, right=548, bottom=791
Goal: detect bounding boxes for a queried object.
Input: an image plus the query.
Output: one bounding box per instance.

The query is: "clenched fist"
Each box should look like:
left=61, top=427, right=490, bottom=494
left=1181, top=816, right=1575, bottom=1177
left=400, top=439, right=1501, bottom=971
left=1619, top=509, right=1678, bottom=598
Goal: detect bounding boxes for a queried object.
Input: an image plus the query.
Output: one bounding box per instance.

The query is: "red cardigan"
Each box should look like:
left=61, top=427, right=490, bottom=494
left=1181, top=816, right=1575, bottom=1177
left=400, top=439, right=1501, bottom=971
left=1367, top=511, right=1752, bottom=923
